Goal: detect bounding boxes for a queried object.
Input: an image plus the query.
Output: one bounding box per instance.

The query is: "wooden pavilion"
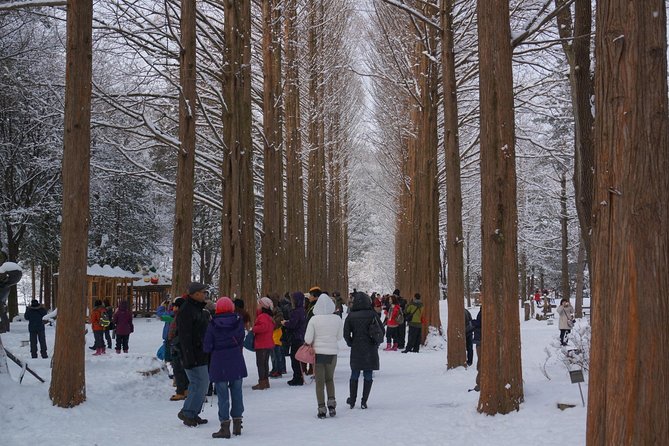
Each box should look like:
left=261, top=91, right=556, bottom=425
left=132, top=270, right=172, bottom=316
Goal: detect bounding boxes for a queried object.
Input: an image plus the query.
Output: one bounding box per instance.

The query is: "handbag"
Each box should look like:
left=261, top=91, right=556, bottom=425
left=243, top=331, right=255, bottom=351
left=295, top=343, right=315, bottom=364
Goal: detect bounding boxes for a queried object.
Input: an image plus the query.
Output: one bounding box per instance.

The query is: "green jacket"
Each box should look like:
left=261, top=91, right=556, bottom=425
left=404, top=300, right=424, bottom=327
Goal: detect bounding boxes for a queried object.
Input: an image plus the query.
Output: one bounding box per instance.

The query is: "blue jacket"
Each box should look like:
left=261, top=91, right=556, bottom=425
left=25, top=305, right=47, bottom=332
left=204, top=313, right=247, bottom=382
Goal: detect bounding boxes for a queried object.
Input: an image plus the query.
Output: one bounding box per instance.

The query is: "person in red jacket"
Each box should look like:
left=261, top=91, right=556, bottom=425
left=251, top=297, right=275, bottom=390
left=383, top=295, right=401, bottom=351
left=91, top=300, right=107, bottom=355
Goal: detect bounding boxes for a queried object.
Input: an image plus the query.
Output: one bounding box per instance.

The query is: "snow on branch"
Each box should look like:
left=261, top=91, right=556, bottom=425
left=0, top=0, right=66, bottom=11
left=377, top=0, right=442, bottom=32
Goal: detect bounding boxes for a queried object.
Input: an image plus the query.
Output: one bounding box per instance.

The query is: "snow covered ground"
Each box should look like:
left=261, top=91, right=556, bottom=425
left=1, top=301, right=588, bottom=445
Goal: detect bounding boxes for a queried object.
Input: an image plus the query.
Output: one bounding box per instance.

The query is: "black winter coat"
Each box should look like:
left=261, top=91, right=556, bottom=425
left=472, top=308, right=482, bottom=345
left=25, top=305, right=47, bottom=332
left=176, top=297, right=210, bottom=369
left=343, top=293, right=380, bottom=371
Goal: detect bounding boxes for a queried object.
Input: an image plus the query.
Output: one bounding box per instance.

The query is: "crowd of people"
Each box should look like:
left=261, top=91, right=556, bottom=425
left=155, top=284, right=437, bottom=438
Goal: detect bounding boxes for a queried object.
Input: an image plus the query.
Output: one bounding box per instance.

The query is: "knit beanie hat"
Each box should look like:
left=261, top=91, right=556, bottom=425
left=31, top=299, right=40, bottom=307
left=215, top=297, right=234, bottom=314
left=258, top=296, right=274, bottom=311
left=187, top=282, right=207, bottom=295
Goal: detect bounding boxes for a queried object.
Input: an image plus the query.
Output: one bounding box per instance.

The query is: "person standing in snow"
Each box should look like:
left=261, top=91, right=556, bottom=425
left=91, top=300, right=107, bottom=356
left=281, top=291, right=307, bottom=386
left=402, top=293, right=424, bottom=353
left=472, top=306, right=482, bottom=391
left=304, top=293, right=343, bottom=418
left=176, top=282, right=211, bottom=427
left=167, top=297, right=190, bottom=401
left=393, top=289, right=408, bottom=350
left=556, top=298, right=575, bottom=346
left=24, top=299, right=48, bottom=358
left=343, top=291, right=380, bottom=409
left=383, top=295, right=401, bottom=351
left=464, top=308, right=474, bottom=366
left=112, top=300, right=133, bottom=353
left=204, top=297, right=247, bottom=438
left=251, top=296, right=275, bottom=390
left=103, top=299, right=114, bottom=349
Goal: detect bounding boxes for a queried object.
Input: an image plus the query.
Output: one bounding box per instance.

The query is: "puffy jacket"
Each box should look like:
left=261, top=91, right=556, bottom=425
left=304, top=294, right=343, bottom=355
left=24, top=305, right=47, bottom=332
left=404, top=300, right=424, bottom=327
left=386, top=304, right=400, bottom=328
left=253, top=309, right=275, bottom=350
left=204, top=313, right=247, bottom=382
left=91, top=305, right=106, bottom=331
left=557, top=303, right=575, bottom=330
left=113, top=301, right=134, bottom=336
left=343, top=292, right=380, bottom=371
left=176, top=297, right=211, bottom=369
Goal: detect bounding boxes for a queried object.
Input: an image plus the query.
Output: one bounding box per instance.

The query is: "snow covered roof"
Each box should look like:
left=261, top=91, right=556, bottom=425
left=133, top=272, right=172, bottom=288
left=86, top=264, right=140, bottom=279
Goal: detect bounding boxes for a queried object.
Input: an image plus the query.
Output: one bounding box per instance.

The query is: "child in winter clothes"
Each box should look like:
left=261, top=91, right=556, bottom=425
left=204, top=297, right=247, bottom=438
left=304, top=294, right=343, bottom=418
left=24, top=299, right=48, bottom=358
left=251, top=297, right=275, bottom=390
left=91, top=300, right=107, bottom=355
left=112, top=300, right=134, bottom=353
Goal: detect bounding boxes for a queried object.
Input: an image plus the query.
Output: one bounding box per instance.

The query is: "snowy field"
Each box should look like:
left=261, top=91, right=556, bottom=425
left=1, top=301, right=587, bottom=445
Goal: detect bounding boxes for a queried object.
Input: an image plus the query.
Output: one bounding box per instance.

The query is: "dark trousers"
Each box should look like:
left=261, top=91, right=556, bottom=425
left=289, top=341, right=303, bottom=382
left=255, top=348, right=271, bottom=381
left=104, top=328, right=112, bottom=348
left=560, top=329, right=571, bottom=345
left=93, top=330, right=105, bottom=349
left=30, top=330, right=47, bottom=358
left=466, top=333, right=474, bottom=365
left=385, top=326, right=398, bottom=344
left=115, top=334, right=129, bottom=351
left=171, top=348, right=190, bottom=394
left=397, top=322, right=406, bottom=348
left=405, top=325, right=422, bottom=352
left=475, top=344, right=481, bottom=388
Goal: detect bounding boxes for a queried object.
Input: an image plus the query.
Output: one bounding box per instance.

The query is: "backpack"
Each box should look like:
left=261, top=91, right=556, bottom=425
left=395, top=307, right=404, bottom=325
left=368, top=316, right=384, bottom=345
left=100, top=311, right=111, bottom=328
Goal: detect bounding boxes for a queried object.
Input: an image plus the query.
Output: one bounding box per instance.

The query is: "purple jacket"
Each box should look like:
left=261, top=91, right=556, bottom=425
left=203, top=313, right=247, bottom=383
left=284, top=292, right=306, bottom=344
left=113, top=301, right=134, bottom=336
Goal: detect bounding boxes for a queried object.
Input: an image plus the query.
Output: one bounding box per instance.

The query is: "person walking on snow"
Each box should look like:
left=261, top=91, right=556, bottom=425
left=24, top=299, right=48, bottom=359
left=556, top=298, right=575, bottom=346
left=112, top=300, right=134, bottom=353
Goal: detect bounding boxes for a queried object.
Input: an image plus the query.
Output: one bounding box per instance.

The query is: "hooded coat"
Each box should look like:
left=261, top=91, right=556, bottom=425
left=284, top=291, right=307, bottom=344
left=204, top=313, right=247, bottom=382
left=113, top=301, right=134, bottom=336
left=304, top=294, right=343, bottom=355
left=24, top=303, right=47, bottom=333
left=343, top=293, right=380, bottom=371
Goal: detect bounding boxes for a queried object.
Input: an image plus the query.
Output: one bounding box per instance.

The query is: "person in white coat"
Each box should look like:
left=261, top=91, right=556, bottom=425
left=304, top=293, right=343, bottom=419
left=556, top=298, right=575, bottom=346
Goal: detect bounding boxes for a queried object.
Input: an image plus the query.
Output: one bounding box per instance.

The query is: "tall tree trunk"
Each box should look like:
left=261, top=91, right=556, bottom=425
left=408, top=2, right=441, bottom=336
left=283, top=0, right=306, bottom=293
left=171, top=0, right=197, bottom=299
left=261, top=0, right=285, bottom=296
left=586, top=1, right=669, bottom=443
left=221, top=0, right=257, bottom=309
left=560, top=172, right=570, bottom=300
left=306, top=0, right=327, bottom=287
left=555, top=0, right=594, bottom=273
left=442, top=0, right=466, bottom=368
left=49, top=0, right=92, bottom=408
left=476, top=0, right=523, bottom=414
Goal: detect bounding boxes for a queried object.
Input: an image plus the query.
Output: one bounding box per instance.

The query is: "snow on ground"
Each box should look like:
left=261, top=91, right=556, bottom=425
left=0, top=301, right=587, bottom=445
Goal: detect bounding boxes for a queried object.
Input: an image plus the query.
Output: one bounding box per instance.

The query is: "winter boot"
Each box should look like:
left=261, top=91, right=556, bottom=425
left=101, top=347, right=106, bottom=355
left=123, top=349, right=128, bottom=353
left=287, top=377, right=304, bottom=386
left=212, top=420, right=231, bottom=438
left=346, top=379, right=358, bottom=409
left=327, top=398, right=337, bottom=417
left=361, top=380, right=373, bottom=409
left=178, top=411, right=198, bottom=427
left=383, top=343, right=392, bottom=351
left=93, top=348, right=103, bottom=356
left=232, top=417, right=243, bottom=436
left=317, top=405, right=327, bottom=419
left=252, top=378, right=269, bottom=390
left=170, top=393, right=187, bottom=401
left=116, top=349, right=121, bottom=354
left=391, top=343, right=398, bottom=351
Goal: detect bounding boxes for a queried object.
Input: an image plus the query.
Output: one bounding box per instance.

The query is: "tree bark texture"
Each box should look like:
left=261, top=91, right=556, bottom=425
left=261, top=0, right=285, bottom=296
left=587, top=2, right=669, bottom=444
left=560, top=172, right=569, bottom=300
left=49, top=0, right=92, bottom=408
left=555, top=0, right=594, bottom=272
left=476, top=0, right=524, bottom=414
left=442, top=0, right=467, bottom=369
left=171, top=0, right=197, bottom=299
left=407, top=1, right=441, bottom=337
left=306, top=0, right=327, bottom=288
left=283, top=0, right=306, bottom=293
left=221, top=0, right=258, bottom=309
